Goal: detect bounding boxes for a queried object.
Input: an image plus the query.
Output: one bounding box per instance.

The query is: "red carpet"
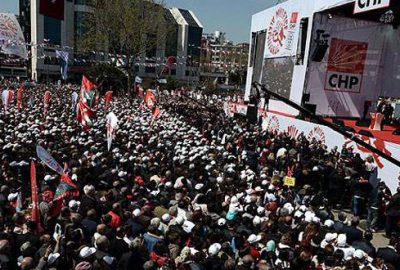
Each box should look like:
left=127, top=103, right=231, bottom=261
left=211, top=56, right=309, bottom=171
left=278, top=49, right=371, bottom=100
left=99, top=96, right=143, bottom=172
left=325, top=118, right=400, bottom=145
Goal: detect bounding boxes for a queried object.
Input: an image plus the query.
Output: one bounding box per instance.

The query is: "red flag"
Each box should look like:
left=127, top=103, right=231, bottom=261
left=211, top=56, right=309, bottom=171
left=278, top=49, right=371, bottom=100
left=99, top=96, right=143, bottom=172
left=48, top=173, right=79, bottom=218
left=17, top=87, right=24, bottom=111
left=40, top=0, right=64, bottom=20
left=77, top=75, right=99, bottom=129
left=30, top=161, right=43, bottom=234
left=161, top=56, right=176, bottom=74
left=152, top=106, right=161, bottom=119
left=138, top=86, right=144, bottom=98
left=44, top=91, right=51, bottom=115
left=144, top=90, right=156, bottom=110
left=104, top=91, right=113, bottom=109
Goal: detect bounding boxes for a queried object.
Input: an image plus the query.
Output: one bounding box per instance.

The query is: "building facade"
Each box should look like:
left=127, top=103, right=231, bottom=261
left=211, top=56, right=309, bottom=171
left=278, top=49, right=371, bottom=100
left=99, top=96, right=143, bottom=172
left=200, top=31, right=249, bottom=86
left=17, top=0, right=203, bottom=83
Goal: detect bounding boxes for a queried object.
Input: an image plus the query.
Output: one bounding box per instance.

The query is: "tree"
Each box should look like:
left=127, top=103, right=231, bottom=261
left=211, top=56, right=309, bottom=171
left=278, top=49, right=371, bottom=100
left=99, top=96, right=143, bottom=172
left=87, top=63, right=127, bottom=94
left=80, top=0, right=169, bottom=90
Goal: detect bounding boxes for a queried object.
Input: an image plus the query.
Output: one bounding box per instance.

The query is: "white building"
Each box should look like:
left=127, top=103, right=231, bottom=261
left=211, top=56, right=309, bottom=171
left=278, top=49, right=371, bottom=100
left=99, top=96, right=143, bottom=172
left=24, top=0, right=203, bottom=82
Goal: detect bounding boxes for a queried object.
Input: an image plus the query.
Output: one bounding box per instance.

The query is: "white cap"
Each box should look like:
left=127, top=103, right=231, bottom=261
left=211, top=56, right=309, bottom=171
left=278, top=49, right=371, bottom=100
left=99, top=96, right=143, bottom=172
left=247, top=234, right=262, bottom=244
left=337, top=234, right=347, bottom=247
left=68, top=200, right=80, bottom=209
left=161, top=213, right=170, bottom=223
left=208, top=243, right=222, bottom=256
left=79, top=246, right=97, bottom=258
left=354, top=249, right=366, bottom=260
left=132, top=209, right=141, bottom=217
left=47, top=253, right=60, bottom=265
left=217, top=218, right=226, bottom=226
left=324, top=219, right=334, bottom=227
left=253, top=216, right=261, bottom=225
left=325, top=233, right=338, bottom=242
left=195, top=183, right=204, bottom=190
left=103, top=255, right=115, bottom=265
left=44, top=175, right=54, bottom=181
left=8, top=193, right=18, bottom=201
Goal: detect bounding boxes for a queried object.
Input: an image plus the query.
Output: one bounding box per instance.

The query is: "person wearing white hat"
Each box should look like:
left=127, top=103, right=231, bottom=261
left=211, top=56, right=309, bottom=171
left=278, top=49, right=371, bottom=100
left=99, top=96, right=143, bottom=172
left=208, top=243, right=222, bottom=256
left=79, top=246, right=97, bottom=259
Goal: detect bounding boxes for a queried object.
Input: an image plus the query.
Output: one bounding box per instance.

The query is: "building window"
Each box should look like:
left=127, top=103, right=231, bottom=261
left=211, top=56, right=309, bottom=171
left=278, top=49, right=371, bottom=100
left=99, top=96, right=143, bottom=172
left=44, top=16, right=61, bottom=45
left=171, top=69, right=176, bottom=75
left=75, top=0, right=87, bottom=4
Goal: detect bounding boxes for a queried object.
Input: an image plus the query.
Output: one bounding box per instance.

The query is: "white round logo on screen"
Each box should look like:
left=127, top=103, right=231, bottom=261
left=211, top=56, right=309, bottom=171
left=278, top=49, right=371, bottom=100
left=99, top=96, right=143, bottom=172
left=267, top=7, right=288, bottom=55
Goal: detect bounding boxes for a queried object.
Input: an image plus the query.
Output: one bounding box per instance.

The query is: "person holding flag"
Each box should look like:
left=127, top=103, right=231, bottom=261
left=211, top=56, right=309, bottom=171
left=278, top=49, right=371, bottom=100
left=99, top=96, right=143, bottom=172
left=43, top=90, right=51, bottom=116
left=76, top=75, right=99, bottom=130
left=17, top=86, right=24, bottom=111
left=104, top=90, right=113, bottom=109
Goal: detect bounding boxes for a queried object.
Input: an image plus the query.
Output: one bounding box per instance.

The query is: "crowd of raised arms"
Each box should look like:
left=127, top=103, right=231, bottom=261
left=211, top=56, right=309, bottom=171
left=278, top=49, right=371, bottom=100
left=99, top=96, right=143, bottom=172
left=0, top=80, right=400, bottom=270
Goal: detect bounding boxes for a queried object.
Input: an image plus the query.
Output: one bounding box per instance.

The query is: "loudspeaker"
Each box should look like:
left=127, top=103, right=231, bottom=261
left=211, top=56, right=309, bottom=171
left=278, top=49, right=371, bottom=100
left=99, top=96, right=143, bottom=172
left=356, top=119, right=371, bottom=127
left=333, top=119, right=345, bottom=127
left=246, top=106, right=258, bottom=124
left=304, top=104, right=317, bottom=115
left=393, top=129, right=400, bottom=135
left=302, top=93, right=310, bottom=103
left=311, top=44, right=329, bottom=62
left=358, top=129, right=374, bottom=138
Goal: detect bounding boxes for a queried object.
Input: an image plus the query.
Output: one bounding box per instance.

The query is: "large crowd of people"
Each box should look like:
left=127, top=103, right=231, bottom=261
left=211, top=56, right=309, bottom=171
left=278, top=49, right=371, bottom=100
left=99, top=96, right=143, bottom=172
left=0, top=80, right=400, bottom=270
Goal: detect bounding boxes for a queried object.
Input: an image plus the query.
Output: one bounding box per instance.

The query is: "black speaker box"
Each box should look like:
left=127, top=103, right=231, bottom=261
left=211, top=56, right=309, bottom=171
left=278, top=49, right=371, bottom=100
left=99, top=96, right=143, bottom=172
left=356, top=119, right=371, bottom=127
left=311, top=44, right=329, bottom=62
left=246, top=106, right=258, bottom=124
left=304, top=104, right=317, bottom=115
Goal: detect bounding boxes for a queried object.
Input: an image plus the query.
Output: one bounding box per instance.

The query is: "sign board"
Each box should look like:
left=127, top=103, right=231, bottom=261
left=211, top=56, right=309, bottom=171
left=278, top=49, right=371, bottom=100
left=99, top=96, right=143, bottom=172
left=264, top=2, right=301, bottom=58
left=324, top=38, right=368, bottom=93
left=354, top=0, right=390, bottom=14
left=284, top=176, right=296, bottom=187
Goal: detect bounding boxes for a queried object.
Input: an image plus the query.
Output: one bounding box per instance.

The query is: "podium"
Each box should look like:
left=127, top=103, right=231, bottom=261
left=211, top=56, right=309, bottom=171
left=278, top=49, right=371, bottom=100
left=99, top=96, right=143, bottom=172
left=369, top=112, right=384, bottom=131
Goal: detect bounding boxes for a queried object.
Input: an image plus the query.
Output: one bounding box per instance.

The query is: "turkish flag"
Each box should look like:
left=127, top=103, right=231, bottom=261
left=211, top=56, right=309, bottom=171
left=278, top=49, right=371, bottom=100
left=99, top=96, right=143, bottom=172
left=40, top=0, right=64, bottom=20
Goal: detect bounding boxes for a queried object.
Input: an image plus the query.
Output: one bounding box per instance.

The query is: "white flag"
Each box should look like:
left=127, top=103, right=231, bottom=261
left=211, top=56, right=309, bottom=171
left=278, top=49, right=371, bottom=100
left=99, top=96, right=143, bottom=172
left=106, top=112, right=118, bottom=151
left=36, top=145, right=64, bottom=175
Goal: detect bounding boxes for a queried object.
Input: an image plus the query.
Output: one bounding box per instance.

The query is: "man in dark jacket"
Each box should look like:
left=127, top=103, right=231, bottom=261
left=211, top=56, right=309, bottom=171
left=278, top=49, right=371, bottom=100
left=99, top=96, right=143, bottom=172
left=342, top=216, right=363, bottom=245
left=352, top=230, right=376, bottom=257
left=385, top=187, right=400, bottom=237
left=376, top=236, right=400, bottom=270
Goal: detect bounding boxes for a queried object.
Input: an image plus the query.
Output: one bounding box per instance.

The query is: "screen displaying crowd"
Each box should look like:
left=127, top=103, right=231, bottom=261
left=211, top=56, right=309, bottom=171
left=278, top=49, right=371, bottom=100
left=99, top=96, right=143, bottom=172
left=0, top=79, right=400, bottom=270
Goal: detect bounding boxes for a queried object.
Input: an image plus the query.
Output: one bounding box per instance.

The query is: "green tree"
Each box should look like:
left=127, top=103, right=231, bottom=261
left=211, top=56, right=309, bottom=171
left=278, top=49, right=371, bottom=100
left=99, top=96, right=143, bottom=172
left=80, top=0, right=169, bottom=90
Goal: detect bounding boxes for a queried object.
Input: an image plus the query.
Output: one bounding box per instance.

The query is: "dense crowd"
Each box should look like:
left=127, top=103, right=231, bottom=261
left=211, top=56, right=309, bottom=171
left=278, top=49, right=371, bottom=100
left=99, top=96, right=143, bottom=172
left=0, top=81, right=400, bottom=270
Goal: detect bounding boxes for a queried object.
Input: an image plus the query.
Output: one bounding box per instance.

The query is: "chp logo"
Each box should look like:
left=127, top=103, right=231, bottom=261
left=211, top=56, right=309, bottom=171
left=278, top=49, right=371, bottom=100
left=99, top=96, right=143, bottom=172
left=325, top=38, right=368, bottom=93
left=0, top=14, right=19, bottom=41
left=267, top=8, right=299, bottom=56
left=307, top=126, right=326, bottom=144
left=287, top=125, right=299, bottom=139
left=267, top=115, right=280, bottom=133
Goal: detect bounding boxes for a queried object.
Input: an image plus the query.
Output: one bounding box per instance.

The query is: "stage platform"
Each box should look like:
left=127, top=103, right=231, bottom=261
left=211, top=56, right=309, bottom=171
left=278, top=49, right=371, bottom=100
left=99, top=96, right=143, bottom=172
left=325, top=118, right=400, bottom=145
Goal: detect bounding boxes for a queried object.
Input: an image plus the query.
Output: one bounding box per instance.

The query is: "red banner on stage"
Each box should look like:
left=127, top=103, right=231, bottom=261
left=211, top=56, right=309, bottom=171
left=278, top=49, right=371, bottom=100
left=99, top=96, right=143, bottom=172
left=40, top=0, right=64, bottom=20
